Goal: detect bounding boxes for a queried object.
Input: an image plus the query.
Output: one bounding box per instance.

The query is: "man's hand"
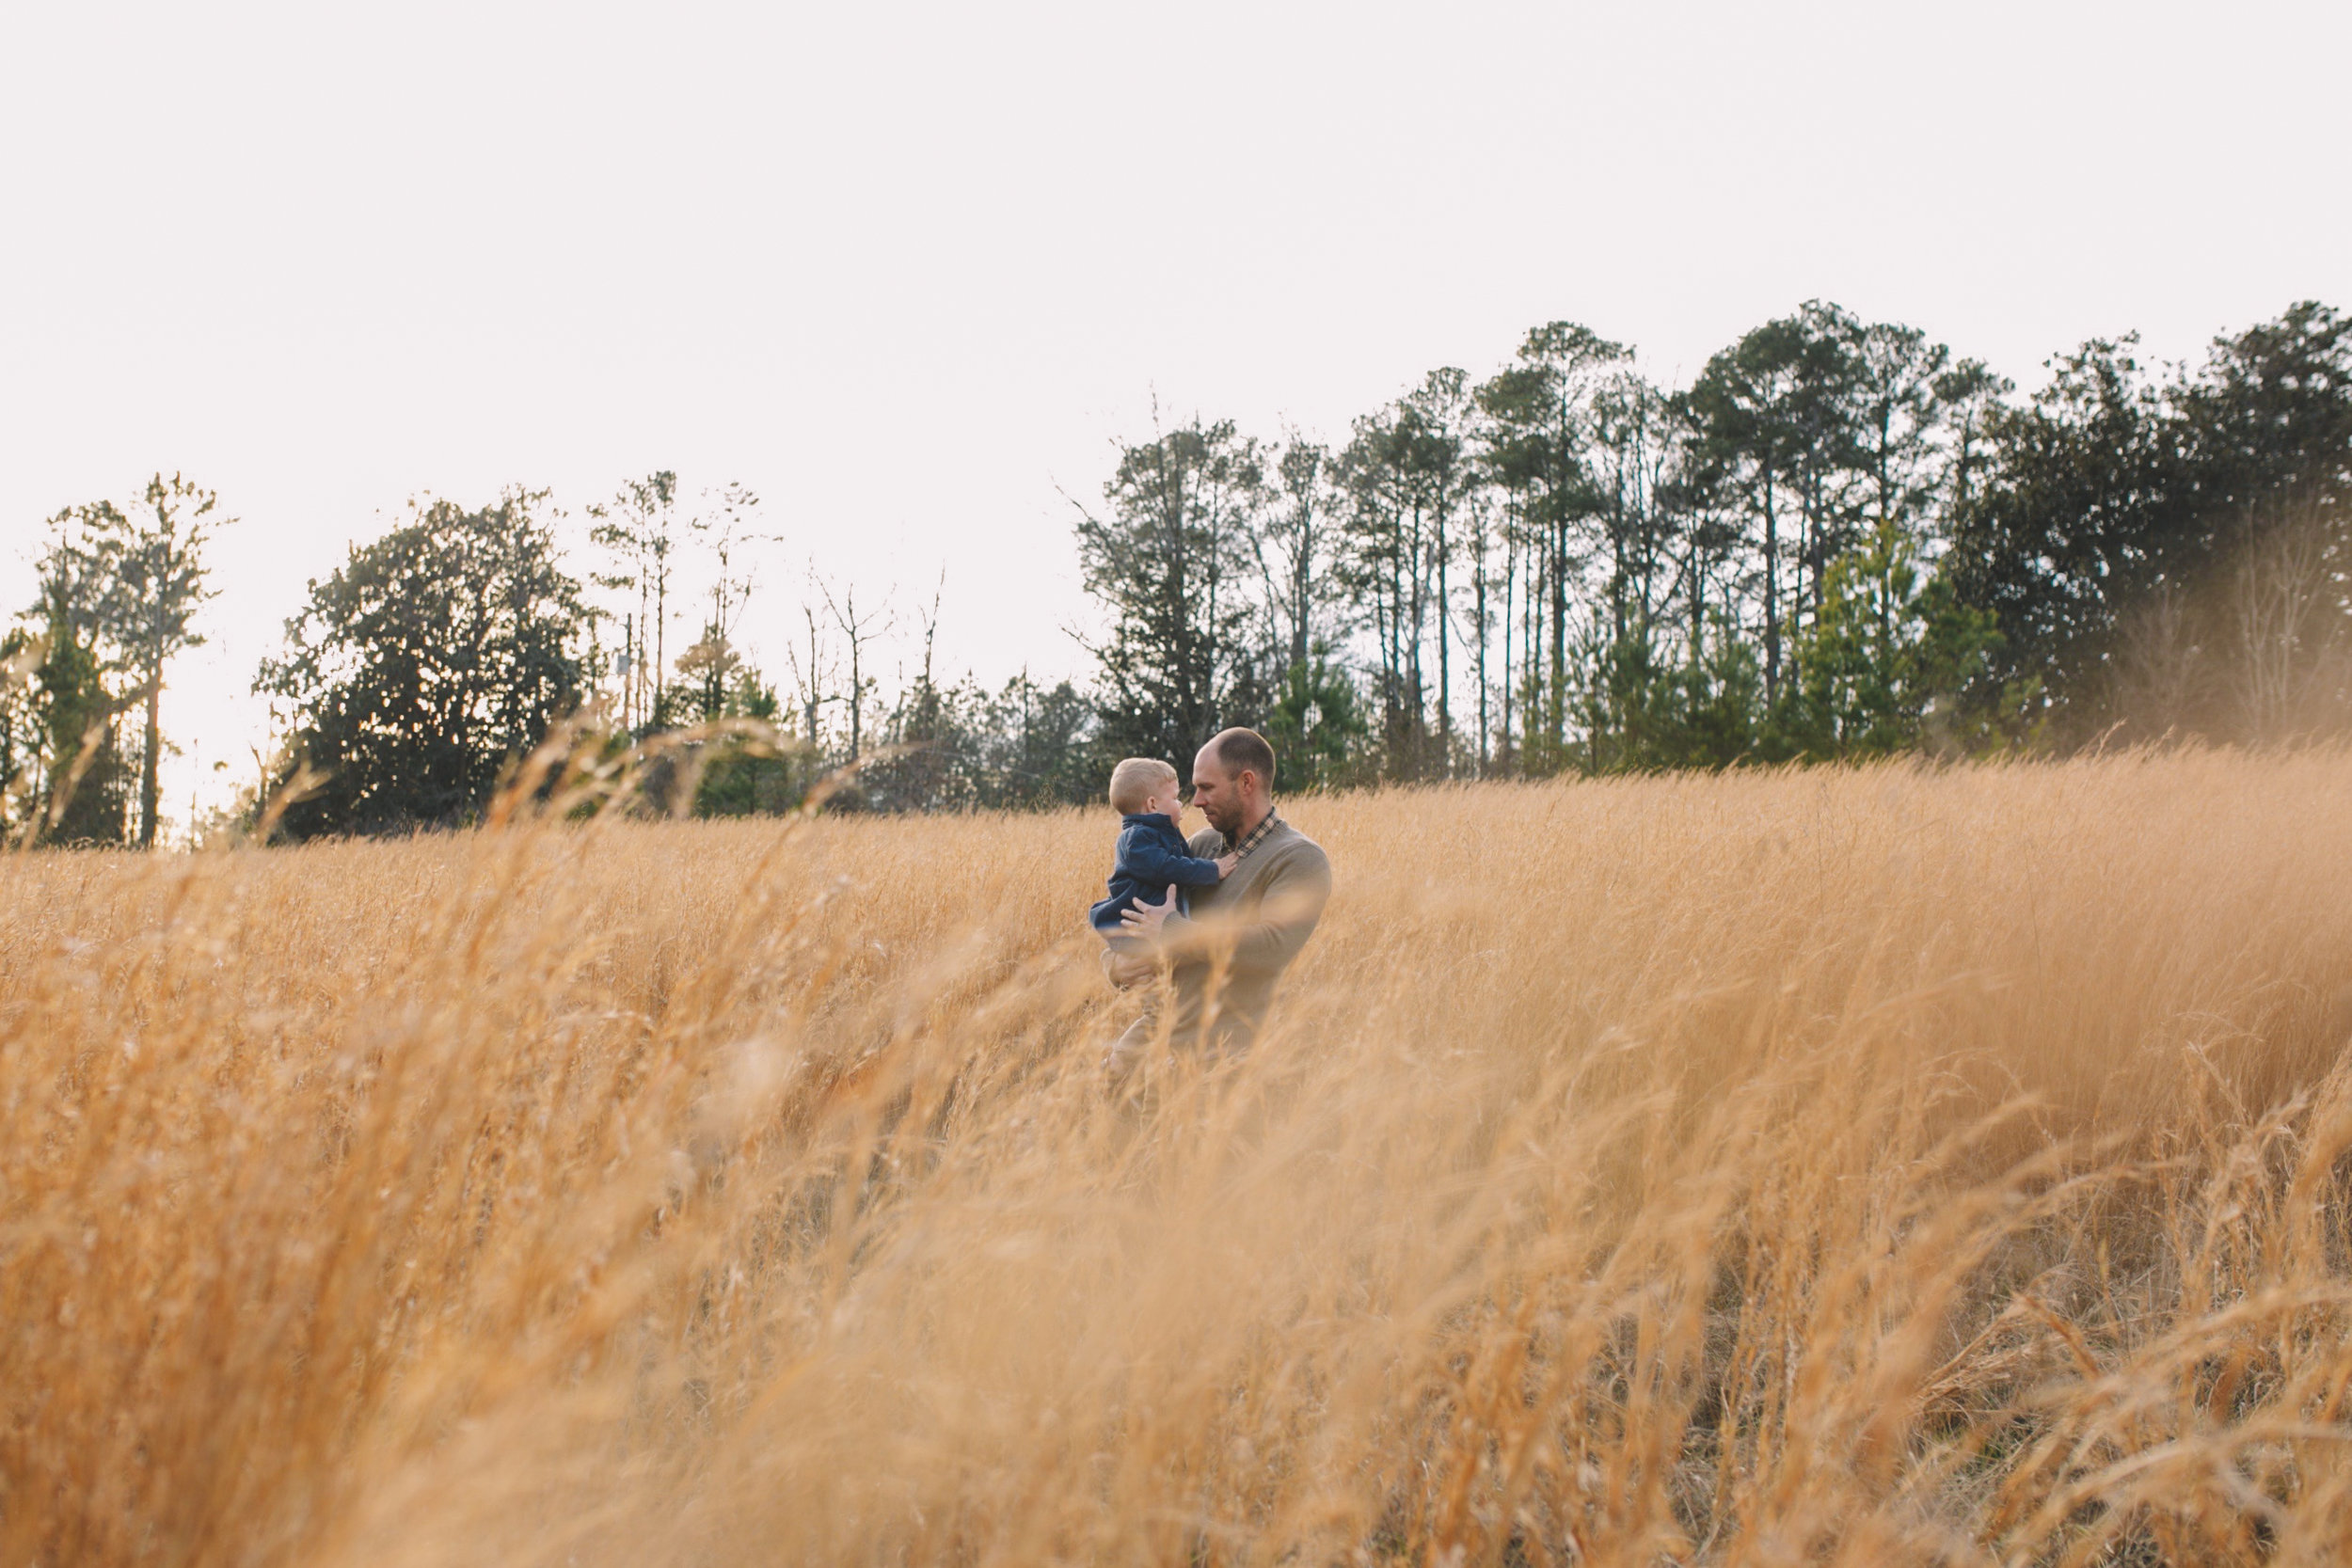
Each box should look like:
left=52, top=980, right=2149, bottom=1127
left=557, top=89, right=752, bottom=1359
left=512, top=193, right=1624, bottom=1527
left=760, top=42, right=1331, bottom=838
left=1120, top=881, right=1180, bottom=941
left=1215, top=851, right=1240, bottom=879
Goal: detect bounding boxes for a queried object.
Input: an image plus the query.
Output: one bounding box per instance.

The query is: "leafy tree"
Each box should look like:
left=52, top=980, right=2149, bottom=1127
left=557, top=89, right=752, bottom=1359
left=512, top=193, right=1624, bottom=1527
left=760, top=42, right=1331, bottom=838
left=1567, top=614, right=1767, bottom=774
left=1259, top=649, right=1368, bottom=791
left=3, top=513, right=135, bottom=846
left=258, top=492, right=586, bottom=838
left=1333, top=374, right=1475, bottom=780
left=32, top=605, right=131, bottom=846
left=1073, top=416, right=1264, bottom=783
left=1949, top=305, right=2352, bottom=742
left=1673, top=622, right=1766, bottom=768
left=980, top=674, right=1097, bottom=808
left=1404, top=369, right=1476, bottom=772
left=1253, top=436, right=1338, bottom=681
left=1042, top=301, right=2345, bottom=782
left=1569, top=619, right=1681, bottom=774
left=862, top=668, right=1100, bottom=814
left=684, top=482, right=766, bottom=721
left=81, top=474, right=225, bottom=847
left=1944, top=337, right=2185, bottom=735
left=2178, top=301, right=2352, bottom=521
left=1770, top=523, right=2003, bottom=760
left=1476, top=324, right=1629, bottom=768
left=1933, top=358, right=2016, bottom=523
left=690, top=667, right=801, bottom=818
left=0, top=628, right=39, bottom=831
left=2221, top=496, right=2351, bottom=741
left=588, top=470, right=680, bottom=732
left=1652, top=397, right=1746, bottom=674
left=675, top=626, right=746, bottom=722
left=1685, top=303, right=1995, bottom=717
left=0, top=484, right=220, bottom=847
left=1685, top=309, right=1861, bottom=705
left=1586, top=367, right=1683, bottom=643
left=862, top=587, right=961, bottom=812
left=1846, top=320, right=1958, bottom=536
left=2098, top=487, right=2352, bottom=745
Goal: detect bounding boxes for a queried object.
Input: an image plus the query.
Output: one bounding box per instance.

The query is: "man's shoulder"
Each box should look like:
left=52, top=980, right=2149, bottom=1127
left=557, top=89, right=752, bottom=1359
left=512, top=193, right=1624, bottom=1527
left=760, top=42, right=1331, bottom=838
left=1265, top=822, right=1330, bottom=872
left=1274, top=817, right=1324, bottom=848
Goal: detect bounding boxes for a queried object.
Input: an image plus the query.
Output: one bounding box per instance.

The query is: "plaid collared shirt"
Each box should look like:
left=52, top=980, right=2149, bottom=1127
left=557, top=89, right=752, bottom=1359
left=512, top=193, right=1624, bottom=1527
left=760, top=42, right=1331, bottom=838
left=1224, top=809, right=1282, bottom=863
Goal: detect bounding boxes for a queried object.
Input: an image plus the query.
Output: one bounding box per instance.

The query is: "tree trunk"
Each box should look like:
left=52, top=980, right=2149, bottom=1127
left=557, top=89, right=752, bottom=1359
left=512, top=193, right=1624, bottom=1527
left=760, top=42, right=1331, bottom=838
left=1407, top=502, right=1426, bottom=778
left=636, top=590, right=649, bottom=728
left=1689, top=544, right=1705, bottom=663
left=138, top=667, right=161, bottom=849
left=1763, top=471, right=1781, bottom=708
left=1549, top=512, right=1568, bottom=756
left=1291, top=515, right=1311, bottom=674
left=1499, top=528, right=1516, bottom=775
left=1436, top=499, right=1452, bottom=777
left=1472, top=526, right=1488, bottom=777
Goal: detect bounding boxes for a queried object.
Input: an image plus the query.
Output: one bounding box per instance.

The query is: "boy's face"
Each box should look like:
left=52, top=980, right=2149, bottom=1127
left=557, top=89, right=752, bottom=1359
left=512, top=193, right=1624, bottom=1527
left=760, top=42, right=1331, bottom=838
left=1150, top=778, right=1184, bottom=826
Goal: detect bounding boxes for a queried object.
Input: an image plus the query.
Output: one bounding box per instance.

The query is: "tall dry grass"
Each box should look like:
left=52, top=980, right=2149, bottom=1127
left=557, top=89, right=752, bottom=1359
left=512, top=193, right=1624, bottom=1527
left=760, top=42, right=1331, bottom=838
left=8, top=751, right=2352, bottom=1565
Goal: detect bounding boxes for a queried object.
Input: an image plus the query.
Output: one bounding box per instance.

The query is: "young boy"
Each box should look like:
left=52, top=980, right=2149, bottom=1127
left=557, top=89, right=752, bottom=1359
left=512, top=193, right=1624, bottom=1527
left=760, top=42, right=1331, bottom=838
left=1089, top=757, right=1237, bottom=952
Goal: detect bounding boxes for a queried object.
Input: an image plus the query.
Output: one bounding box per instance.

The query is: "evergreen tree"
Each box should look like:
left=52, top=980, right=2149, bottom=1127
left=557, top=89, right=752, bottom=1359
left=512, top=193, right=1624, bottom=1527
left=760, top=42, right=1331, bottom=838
left=1944, top=336, right=2185, bottom=736
left=1333, top=376, right=1476, bottom=780
left=7, top=512, right=134, bottom=846
left=1770, top=522, right=2005, bottom=760
left=1475, top=324, right=1629, bottom=768
left=31, top=566, right=132, bottom=847
left=1259, top=649, right=1368, bottom=791
left=1073, top=417, right=1264, bottom=783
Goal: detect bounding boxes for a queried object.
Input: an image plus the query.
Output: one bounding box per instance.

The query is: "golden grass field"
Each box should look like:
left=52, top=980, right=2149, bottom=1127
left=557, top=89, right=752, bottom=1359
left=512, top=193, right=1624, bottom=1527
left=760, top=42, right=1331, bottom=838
left=9, top=750, right=2352, bottom=1566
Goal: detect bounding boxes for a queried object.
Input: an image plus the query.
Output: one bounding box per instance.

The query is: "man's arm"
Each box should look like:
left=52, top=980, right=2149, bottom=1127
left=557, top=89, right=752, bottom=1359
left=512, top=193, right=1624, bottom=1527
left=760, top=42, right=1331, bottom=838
left=1227, top=852, right=1331, bottom=974
left=1136, top=847, right=1331, bottom=976
left=1216, top=848, right=1331, bottom=974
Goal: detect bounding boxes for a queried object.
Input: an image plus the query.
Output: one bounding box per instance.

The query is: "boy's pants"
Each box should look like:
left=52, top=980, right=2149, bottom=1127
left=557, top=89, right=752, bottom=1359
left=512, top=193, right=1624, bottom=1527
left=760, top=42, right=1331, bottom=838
left=1101, top=937, right=1164, bottom=1085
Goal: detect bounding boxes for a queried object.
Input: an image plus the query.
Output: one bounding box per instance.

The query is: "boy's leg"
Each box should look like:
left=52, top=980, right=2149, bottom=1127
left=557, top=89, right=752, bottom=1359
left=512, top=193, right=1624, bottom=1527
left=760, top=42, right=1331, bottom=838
left=1102, top=937, right=1164, bottom=1089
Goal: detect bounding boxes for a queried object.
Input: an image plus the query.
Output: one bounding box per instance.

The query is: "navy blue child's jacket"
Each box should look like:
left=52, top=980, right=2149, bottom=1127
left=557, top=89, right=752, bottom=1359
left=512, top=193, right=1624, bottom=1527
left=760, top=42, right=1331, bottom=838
left=1089, top=813, right=1224, bottom=933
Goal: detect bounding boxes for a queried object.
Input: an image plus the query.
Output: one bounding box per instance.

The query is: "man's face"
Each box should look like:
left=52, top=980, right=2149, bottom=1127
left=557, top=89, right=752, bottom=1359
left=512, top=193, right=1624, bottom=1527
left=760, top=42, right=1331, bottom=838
left=1190, top=748, right=1243, bottom=837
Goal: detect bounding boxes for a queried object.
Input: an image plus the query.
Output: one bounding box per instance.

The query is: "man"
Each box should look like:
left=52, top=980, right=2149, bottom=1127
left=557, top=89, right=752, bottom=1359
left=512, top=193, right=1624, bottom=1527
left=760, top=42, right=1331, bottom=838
left=1104, top=726, right=1333, bottom=1075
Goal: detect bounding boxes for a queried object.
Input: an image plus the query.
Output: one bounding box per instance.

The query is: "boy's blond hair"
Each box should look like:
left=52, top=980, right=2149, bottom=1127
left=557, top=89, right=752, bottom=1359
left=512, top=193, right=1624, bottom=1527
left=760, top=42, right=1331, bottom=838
left=1107, top=757, right=1179, bottom=815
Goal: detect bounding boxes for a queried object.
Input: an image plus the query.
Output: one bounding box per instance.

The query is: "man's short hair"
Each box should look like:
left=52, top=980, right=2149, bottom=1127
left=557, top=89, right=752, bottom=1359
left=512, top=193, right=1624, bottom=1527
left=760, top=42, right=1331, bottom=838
left=1107, top=756, right=1178, bottom=814
left=1207, top=727, right=1276, bottom=790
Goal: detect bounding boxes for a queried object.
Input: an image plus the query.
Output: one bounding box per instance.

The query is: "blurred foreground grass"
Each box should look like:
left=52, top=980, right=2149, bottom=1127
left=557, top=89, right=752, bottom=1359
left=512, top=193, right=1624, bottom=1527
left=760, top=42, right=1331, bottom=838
left=7, top=751, right=2352, bottom=1565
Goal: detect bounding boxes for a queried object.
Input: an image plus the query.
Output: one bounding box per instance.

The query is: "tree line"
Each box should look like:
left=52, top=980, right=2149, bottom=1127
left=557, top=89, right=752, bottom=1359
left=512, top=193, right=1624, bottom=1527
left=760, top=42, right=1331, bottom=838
left=6, top=299, right=2347, bottom=844
left=1078, top=299, right=2352, bottom=787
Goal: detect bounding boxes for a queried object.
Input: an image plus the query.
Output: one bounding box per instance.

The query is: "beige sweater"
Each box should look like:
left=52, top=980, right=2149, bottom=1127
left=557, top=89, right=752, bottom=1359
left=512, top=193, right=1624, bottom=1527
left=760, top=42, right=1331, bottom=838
left=1157, top=816, right=1332, bottom=1053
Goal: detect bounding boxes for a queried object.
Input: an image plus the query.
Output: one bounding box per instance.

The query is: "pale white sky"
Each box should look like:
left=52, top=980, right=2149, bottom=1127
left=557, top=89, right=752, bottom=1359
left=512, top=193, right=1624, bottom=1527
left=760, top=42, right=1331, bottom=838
left=4, top=0, right=2346, bottom=834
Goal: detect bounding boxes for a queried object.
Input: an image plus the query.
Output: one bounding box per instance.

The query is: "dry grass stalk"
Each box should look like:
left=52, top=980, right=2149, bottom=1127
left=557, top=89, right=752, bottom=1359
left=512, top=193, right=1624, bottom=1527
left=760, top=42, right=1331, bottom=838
left=6, top=749, right=2352, bottom=1565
